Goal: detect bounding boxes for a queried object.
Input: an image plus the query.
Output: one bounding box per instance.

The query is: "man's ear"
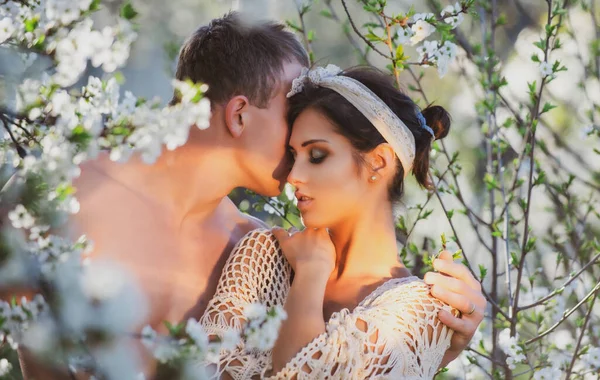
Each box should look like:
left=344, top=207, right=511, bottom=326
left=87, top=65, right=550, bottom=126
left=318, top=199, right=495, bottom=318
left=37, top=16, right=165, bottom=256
left=365, top=143, right=395, bottom=178
left=224, top=95, right=250, bottom=138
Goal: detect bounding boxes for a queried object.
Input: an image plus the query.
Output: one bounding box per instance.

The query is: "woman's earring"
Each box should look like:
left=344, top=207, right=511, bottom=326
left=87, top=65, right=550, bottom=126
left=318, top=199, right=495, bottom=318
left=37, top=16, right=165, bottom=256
left=370, top=175, right=377, bottom=182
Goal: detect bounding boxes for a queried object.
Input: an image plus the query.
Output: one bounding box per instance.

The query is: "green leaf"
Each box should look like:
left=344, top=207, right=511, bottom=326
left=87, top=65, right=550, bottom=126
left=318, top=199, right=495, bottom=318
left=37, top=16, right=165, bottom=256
left=510, top=252, right=519, bottom=267
left=395, top=44, right=405, bottom=60
left=285, top=20, right=301, bottom=32
left=319, top=10, right=333, bottom=19
left=452, top=250, right=463, bottom=260
left=525, top=237, right=537, bottom=253
left=479, top=264, right=487, bottom=280
left=541, top=102, right=557, bottom=114
left=120, top=1, right=139, bottom=20
left=89, top=0, right=101, bottom=12
left=24, top=17, right=39, bottom=33
left=408, top=242, right=419, bottom=255
left=365, top=31, right=382, bottom=42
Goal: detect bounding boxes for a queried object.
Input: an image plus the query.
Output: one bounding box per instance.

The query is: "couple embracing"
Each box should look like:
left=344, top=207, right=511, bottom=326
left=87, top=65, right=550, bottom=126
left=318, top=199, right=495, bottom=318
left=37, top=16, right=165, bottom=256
left=21, top=11, right=485, bottom=380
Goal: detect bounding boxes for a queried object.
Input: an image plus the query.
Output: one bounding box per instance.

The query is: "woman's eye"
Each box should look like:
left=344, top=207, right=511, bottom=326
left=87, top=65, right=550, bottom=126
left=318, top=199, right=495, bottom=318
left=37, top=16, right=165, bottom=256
left=309, top=148, right=327, bottom=164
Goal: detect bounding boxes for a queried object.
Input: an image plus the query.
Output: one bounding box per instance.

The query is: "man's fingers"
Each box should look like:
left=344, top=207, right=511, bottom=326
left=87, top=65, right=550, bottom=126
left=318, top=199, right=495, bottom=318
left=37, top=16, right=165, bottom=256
left=430, top=286, right=483, bottom=320
left=433, top=259, right=481, bottom=291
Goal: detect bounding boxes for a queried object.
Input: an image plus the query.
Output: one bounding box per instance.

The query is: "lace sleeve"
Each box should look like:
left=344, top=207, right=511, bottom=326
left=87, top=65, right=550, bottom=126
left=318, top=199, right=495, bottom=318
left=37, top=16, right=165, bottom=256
left=268, top=279, right=453, bottom=380
left=199, top=228, right=292, bottom=380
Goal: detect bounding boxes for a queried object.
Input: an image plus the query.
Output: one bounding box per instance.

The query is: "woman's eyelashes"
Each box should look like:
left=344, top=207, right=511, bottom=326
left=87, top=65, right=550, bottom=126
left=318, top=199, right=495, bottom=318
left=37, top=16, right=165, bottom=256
left=308, top=148, right=327, bottom=164
left=287, top=147, right=328, bottom=164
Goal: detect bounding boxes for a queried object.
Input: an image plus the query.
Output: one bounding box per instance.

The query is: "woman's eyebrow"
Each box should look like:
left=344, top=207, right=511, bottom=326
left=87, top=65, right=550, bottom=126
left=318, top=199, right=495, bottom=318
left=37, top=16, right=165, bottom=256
left=301, top=139, right=329, bottom=147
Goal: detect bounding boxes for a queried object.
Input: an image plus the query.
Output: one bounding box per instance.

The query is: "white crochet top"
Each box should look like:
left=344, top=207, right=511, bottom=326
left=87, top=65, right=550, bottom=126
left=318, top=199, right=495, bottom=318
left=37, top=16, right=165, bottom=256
left=200, top=229, right=453, bottom=379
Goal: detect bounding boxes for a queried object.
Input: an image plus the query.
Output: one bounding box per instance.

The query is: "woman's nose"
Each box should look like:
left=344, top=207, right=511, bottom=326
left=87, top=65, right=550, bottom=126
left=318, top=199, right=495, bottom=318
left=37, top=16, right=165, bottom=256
left=287, top=161, right=306, bottom=186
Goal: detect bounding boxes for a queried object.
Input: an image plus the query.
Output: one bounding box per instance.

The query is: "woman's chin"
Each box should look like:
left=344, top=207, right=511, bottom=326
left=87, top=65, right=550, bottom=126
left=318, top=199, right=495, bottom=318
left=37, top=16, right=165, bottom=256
left=300, top=214, right=330, bottom=229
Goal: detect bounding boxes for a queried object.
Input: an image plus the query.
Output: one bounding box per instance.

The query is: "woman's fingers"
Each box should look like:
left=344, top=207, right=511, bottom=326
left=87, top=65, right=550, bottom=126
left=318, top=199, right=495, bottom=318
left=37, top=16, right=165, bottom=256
left=425, top=272, right=470, bottom=295
left=430, top=285, right=482, bottom=318
left=272, top=227, right=291, bottom=244
left=433, top=257, right=482, bottom=292
left=437, top=309, right=474, bottom=338
left=437, top=250, right=453, bottom=261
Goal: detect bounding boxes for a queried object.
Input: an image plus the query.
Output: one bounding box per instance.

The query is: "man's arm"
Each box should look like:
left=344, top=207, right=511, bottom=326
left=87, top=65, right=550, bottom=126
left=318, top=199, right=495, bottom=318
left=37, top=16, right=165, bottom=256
left=424, top=250, right=486, bottom=367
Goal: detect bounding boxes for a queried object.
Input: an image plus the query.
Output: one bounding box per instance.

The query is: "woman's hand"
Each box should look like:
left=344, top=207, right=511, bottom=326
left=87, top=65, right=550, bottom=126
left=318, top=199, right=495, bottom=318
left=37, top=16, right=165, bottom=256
left=424, top=250, right=486, bottom=367
left=272, top=227, right=336, bottom=275
left=270, top=227, right=335, bottom=372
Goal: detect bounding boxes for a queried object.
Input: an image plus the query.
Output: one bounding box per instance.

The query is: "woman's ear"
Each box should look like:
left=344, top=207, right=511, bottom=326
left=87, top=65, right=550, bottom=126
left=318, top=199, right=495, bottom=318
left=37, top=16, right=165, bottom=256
left=365, top=143, right=395, bottom=179
left=224, top=95, right=250, bottom=138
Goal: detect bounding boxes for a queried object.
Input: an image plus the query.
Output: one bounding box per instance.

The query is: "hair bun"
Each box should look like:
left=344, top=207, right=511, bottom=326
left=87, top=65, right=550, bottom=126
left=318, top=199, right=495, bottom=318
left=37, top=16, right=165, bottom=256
left=421, top=105, right=451, bottom=140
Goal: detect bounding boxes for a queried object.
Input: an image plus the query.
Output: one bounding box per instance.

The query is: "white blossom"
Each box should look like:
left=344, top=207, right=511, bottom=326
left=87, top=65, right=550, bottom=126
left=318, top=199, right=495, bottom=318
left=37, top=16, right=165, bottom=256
left=243, top=304, right=287, bottom=351
left=8, top=204, right=35, bottom=229
left=220, top=329, right=241, bottom=351
left=264, top=198, right=284, bottom=215
left=0, top=16, right=15, bottom=44
left=186, top=318, right=209, bottom=351
left=582, top=347, right=600, bottom=369
left=141, top=325, right=157, bottom=349
left=417, top=40, right=439, bottom=61
left=539, top=61, right=553, bottom=77
left=412, top=13, right=435, bottom=22
left=498, top=328, right=525, bottom=369
left=436, top=41, right=458, bottom=76
left=396, top=27, right=414, bottom=44
left=441, top=3, right=464, bottom=28
left=410, top=19, right=435, bottom=45
left=152, top=340, right=182, bottom=363
left=244, top=303, right=267, bottom=320
left=533, top=366, right=561, bottom=380
left=81, top=262, right=127, bottom=301
left=283, top=183, right=298, bottom=206
left=0, top=358, right=12, bottom=377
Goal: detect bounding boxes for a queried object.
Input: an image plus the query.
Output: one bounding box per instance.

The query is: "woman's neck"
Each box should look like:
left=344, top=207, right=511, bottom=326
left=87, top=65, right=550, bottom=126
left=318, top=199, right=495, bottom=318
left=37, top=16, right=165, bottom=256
left=327, top=204, right=402, bottom=281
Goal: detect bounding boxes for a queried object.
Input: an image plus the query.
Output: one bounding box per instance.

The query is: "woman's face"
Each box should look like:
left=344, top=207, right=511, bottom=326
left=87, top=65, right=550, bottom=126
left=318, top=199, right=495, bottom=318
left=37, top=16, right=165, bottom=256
left=287, top=108, right=372, bottom=228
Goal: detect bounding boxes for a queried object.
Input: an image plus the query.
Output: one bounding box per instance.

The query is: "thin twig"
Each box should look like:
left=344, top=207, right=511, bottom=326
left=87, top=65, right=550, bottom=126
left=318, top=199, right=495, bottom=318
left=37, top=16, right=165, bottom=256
left=525, top=280, right=600, bottom=345
left=518, top=251, right=600, bottom=311
left=323, top=0, right=372, bottom=65
left=340, top=0, right=390, bottom=59
left=565, top=292, right=597, bottom=378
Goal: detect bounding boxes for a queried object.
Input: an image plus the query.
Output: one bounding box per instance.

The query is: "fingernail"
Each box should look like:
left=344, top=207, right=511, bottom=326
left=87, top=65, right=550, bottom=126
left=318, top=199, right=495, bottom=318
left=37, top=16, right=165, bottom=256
left=424, top=273, right=433, bottom=283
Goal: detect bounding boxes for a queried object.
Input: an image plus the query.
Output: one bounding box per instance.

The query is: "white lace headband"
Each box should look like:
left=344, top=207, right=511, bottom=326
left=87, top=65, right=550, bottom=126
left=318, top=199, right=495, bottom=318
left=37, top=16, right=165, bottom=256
left=287, top=64, right=434, bottom=178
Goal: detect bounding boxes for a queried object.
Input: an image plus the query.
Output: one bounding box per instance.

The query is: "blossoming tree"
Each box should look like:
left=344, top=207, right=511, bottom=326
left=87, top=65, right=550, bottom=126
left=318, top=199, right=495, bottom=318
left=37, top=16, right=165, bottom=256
left=0, top=0, right=599, bottom=379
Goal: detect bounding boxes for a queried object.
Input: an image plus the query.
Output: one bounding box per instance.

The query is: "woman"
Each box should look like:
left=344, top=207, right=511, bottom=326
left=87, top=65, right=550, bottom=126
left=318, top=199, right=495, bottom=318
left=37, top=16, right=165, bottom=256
left=201, top=65, right=456, bottom=379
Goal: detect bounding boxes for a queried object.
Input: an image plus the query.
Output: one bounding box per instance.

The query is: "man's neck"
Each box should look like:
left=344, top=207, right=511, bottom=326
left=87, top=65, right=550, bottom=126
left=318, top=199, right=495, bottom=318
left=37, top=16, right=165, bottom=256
left=87, top=145, right=242, bottom=228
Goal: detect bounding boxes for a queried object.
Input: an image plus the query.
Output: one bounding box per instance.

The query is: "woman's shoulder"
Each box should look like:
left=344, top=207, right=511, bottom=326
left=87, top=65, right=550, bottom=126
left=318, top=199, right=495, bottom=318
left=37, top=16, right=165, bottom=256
left=230, top=228, right=287, bottom=268
left=235, top=228, right=279, bottom=249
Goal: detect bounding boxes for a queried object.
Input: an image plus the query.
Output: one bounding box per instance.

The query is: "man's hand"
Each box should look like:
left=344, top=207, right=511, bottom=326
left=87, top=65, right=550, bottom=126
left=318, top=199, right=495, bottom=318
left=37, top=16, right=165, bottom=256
left=424, top=250, right=486, bottom=367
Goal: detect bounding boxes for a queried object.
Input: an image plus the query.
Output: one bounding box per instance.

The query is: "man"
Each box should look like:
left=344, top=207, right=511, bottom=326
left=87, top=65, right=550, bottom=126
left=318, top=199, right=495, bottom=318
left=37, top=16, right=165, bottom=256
left=18, top=12, right=484, bottom=377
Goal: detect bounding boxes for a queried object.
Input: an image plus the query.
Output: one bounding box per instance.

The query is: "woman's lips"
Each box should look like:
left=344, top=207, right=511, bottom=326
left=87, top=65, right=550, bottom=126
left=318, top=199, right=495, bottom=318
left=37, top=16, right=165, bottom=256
left=295, top=192, right=314, bottom=211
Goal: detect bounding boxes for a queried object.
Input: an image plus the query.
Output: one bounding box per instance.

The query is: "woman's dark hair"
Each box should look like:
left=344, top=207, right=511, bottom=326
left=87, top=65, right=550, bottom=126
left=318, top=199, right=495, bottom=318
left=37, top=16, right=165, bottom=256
left=287, top=66, right=451, bottom=203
